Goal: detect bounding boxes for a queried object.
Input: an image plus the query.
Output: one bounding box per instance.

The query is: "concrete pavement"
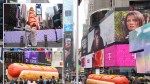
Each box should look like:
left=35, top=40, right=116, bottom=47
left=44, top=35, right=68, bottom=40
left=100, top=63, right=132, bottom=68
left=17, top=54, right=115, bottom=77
left=4, top=39, right=62, bottom=47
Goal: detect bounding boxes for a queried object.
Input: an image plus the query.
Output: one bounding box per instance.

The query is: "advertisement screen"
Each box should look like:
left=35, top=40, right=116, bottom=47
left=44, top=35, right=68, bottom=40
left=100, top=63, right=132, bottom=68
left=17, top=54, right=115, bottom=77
left=51, top=51, right=62, bottom=67
left=24, top=51, right=39, bottom=64
left=24, top=51, right=52, bottom=64
left=142, top=23, right=150, bottom=47
left=129, top=23, right=150, bottom=52
left=85, top=53, right=93, bottom=68
left=114, top=8, right=150, bottom=52
left=88, top=29, right=94, bottom=53
left=36, top=4, right=42, bottom=15
left=88, top=26, right=104, bottom=54
left=136, top=46, right=150, bottom=73
left=81, top=56, right=85, bottom=68
left=101, top=8, right=150, bottom=46
left=104, top=45, right=117, bottom=66
left=93, top=50, right=104, bottom=68
left=38, top=52, right=52, bottom=64
left=136, top=52, right=145, bottom=73
left=129, top=27, right=144, bottom=52
left=64, top=32, right=74, bottom=70
left=104, top=44, right=136, bottom=67
left=144, top=46, right=150, bottom=73
left=81, top=36, right=88, bottom=56
left=100, top=12, right=115, bottom=46
left=114, top=10, right=129, bottom=43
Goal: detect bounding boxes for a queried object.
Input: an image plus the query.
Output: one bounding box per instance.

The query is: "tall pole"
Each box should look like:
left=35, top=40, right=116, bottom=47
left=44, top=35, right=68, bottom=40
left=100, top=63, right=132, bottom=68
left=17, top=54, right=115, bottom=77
left=75, top=0, right=79, bottom=83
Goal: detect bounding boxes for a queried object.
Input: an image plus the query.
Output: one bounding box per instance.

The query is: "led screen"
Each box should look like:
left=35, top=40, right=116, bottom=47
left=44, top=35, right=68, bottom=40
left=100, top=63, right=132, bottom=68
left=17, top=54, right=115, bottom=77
left=92, top=50, right=104, bottom=68
left=104, top=44, right=136, bottom=67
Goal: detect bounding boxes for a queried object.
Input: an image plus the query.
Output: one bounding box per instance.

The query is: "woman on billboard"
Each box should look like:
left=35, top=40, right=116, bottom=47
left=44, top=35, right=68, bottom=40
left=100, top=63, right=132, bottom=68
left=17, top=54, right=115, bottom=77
left=124, top=10, right=146, bottom=52
left=90, top=26, right=104, bottom=53
left=124, top=10, right=145, bottom=31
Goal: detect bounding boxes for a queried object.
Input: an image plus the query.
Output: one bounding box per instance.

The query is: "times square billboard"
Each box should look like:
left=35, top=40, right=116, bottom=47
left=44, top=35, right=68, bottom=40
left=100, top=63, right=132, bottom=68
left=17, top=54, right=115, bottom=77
left=104, top=44, right=136, bottom=67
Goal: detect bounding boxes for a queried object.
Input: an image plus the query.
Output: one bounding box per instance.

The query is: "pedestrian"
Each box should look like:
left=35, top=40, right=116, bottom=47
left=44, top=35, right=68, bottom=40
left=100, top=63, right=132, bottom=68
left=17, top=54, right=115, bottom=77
left=43, top=78, right=47, bottom=84
left=24, top=78, right=28, bottom=84
left=18, top=78, right=23, bottom=84
left=10, top=79, right=15, bottom=84
left=46, top=78, right=50, bottom=84
left=51, top=76, right=56, bottom=84
left=38, top=76, right=44, bottom=84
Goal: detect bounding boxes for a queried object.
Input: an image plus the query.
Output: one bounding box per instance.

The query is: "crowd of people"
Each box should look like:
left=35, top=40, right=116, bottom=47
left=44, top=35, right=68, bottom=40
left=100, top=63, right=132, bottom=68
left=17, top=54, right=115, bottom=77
left=5, top=76, right=58, bottom=84
left=128, top=76, right=150, bottom=84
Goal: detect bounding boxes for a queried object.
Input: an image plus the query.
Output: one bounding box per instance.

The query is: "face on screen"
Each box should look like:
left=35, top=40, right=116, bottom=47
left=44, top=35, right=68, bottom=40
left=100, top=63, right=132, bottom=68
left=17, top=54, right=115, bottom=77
left=125, top=10, right=145, bottom=31
left=65, top=38, right=71, bottom=49
left=127, top=15, right=140, bottom=30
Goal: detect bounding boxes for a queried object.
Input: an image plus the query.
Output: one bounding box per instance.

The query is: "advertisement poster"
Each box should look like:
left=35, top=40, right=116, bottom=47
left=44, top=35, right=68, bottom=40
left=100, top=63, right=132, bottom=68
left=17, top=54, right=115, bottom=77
left=93, top=50, right=104, bottom=68
left=104, top=44, right=136, bottom=67
left=100, top=12, right=115, bottom=46
left=81, top=36, right=88, bottom=56
left=64, top=32, right=74, bottom=70
left=129, top=23, right=150, bottom=52
left=85, top=53, right=93, bottom=68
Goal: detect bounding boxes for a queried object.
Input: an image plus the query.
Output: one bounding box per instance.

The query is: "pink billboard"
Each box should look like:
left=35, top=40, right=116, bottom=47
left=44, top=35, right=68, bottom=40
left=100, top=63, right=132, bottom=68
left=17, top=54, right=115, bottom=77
left=104, top=44, right=136, bottom=67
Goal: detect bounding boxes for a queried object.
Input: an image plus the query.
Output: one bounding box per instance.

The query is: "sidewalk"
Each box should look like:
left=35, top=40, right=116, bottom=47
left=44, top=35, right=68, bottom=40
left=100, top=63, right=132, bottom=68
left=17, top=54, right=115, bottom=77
left=4, top=39, right=62, bottom=47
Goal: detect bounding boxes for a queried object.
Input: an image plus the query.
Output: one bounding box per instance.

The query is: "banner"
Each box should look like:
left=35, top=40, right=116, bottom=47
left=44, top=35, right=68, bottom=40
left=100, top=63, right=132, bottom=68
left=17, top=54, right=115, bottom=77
left=52, top=51, right=63, bottom=67
left=85, top=53, right=93, bottom=68
left=81, top=36, right=88, bottom=56
left=64, top=32, right=74, bottom=69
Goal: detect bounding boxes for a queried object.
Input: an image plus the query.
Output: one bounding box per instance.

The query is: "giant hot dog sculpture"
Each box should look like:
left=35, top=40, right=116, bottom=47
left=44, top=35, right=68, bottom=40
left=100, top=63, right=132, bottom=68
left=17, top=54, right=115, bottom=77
left=28, top=7, right=39, bottom=30
left=86, top=74, right=129, bottom=84
left=7, top=63, right=59, bottom=80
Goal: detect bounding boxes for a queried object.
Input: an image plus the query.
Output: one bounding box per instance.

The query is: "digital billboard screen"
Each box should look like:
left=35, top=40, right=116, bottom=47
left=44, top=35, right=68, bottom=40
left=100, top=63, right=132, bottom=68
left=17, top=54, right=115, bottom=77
left=100, top=12, right=115, bottom=46
left=99, top=7, right=150, bottom=47
left=24, top=51, right=39, bottom=64
left=81, top=36, right=88, bottom=56
left=64, top=32, right=74, bottom=70
left=93, top=50, right=104, bottom=68
left=24, top=51, right=52, bottom=65
left=104, top=44, right=136, bottom=67
left=114, top=10, right=129, bottom=43
left=136, top=46, right=150, bottom=73
left=88, top=26, right=104, bottom=54
left=88, top=29, right=94, bottom=53
left=136, top=52, right=146, bottom=73
left=129, top=23, right=150, bottom=52
left=84, top=53, right=93, bottom=68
